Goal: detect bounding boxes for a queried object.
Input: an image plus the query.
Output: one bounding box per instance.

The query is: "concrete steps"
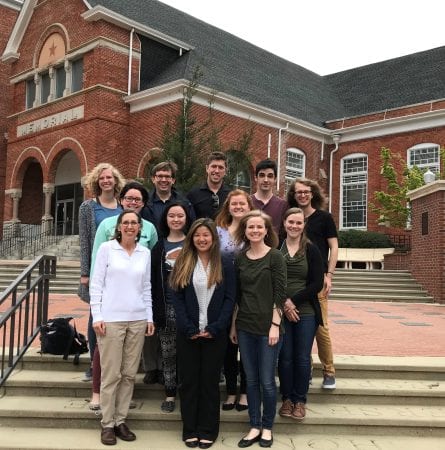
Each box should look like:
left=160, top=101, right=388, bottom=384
left=0, top=260, right=79, bottom=295
left=0, top=350, right=443, bottom=449
left=330, top=269, right=434, bottom=302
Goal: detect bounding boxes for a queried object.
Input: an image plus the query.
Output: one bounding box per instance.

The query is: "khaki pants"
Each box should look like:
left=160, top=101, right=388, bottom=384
left=98, top=320, right=146, bottom=428
left=316, top=290, right=335, bottom=376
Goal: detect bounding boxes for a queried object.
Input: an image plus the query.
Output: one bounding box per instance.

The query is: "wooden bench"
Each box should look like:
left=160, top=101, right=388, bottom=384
left=337, top=248, right=395, bottom=270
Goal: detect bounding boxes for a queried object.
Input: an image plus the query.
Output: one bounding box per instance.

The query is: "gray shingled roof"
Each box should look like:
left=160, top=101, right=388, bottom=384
left=324, top=46, right=445, bottom=119
left=89, top=0, right=346, bottom=126
left=89, top=0, right=445, bottom=126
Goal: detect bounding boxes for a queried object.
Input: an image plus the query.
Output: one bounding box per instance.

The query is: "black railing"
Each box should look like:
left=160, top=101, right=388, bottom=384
left=0, top=223, right=64, bottom=259
left=0, top=255, right=56, bottom=387
left=386, top=234, right=411, bottom=252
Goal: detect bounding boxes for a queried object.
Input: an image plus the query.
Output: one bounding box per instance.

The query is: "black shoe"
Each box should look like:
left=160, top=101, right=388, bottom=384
left=235, top=402, right=248, bottom=411
left=222, top=402, right=236, bottom=411
left=238, top=433, right=261, bottom=448
left=101, top=427, right=116, bottom=445
left=114, top=423, right=136, bottom=441
left=259, top=433, right=273, bottom=448
left=161, top=400, right=175, bottom=413
left=143, top=370, right=158, bottom=384
left=199, top=441, right=213, bottom=449
left=185, top=438, right=199, bottom=448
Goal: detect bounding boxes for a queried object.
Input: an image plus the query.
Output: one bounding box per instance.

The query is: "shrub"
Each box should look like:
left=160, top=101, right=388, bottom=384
left=338, top=230, right=393, bottom=248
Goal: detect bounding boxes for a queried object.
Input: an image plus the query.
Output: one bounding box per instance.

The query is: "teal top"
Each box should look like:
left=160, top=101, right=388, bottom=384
left=235, top=248, right=286, bottom=336
left=90, top=215, right=158, bottom=276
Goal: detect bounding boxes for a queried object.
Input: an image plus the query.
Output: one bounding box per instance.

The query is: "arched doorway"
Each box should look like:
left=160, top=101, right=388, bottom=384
left=18, top=161, right=44, bottom=226
left=53, top=151, right=82, bottom=235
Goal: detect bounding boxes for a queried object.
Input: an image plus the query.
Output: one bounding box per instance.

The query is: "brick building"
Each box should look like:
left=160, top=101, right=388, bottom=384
left=0, top=0, right=444, bottom=239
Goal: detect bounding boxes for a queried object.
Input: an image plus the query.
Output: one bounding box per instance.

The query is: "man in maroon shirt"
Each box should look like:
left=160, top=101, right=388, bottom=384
left=251, top=159, right=287, bottom=237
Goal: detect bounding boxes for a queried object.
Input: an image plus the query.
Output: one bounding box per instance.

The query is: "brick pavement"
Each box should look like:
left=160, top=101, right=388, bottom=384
left=44, top=294, right=445, bottom=357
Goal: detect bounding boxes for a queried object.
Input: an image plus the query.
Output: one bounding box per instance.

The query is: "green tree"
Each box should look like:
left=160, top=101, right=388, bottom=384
left=371, top=147, right=425, bottom=229
left=154, top=66, right=253, bottom=192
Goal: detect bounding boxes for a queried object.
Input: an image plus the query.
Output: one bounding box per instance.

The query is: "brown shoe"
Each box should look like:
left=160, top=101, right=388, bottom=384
left=278, top=399, right=294, bottom=418
left=114, top=422, right=136, bottom=441
left=101, top=427, right=116, bottom=445
left=291, top=402, right=306, bottom=421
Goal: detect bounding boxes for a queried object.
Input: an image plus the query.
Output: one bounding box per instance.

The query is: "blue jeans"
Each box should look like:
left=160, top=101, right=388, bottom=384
left=278, top=315, right=317, bottom=404
left=237, top=329, right=281, bottom=430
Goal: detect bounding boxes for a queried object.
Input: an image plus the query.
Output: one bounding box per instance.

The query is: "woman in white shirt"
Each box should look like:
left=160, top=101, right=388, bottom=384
left=170, top=218, right=235, bottom=449
left=90, top=210, right=154, bottom=446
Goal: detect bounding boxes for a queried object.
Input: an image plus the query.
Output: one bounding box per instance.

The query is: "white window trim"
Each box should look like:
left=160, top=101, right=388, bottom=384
left=340, top=152, right=368, bottom=230
left=285, top=147, right=306, bottom=188
left=407, top=143, right=440, bottom=173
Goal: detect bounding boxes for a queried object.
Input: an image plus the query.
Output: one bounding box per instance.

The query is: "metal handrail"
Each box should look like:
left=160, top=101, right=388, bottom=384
left=0, top=255, right=56, bottom=386
left=0, top=223, right=64, bottom=259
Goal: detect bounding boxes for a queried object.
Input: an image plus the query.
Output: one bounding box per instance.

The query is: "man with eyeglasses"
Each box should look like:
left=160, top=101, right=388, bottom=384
left=141, top=161, right=195, bottom=231
left=287, top=177, right=338, bottom=390
left=187, top=151, right=231, bottom=219
left=251, top=159, right=287, bottom=236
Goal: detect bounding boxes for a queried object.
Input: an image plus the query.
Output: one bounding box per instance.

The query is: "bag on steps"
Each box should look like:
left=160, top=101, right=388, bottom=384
left=40, top=317, right=88, bottom=365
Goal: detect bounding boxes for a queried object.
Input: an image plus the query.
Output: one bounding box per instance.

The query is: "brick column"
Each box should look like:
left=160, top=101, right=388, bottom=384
left=408, top=180, right=445, bottom=304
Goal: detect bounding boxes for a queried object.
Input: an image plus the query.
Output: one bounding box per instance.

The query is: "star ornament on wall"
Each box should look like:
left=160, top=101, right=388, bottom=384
left=49, top=41, right=57, bottom=57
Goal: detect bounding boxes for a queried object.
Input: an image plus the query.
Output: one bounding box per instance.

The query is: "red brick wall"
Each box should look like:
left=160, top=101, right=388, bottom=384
left=409, top=183, right=445, bottom=303
left=384, top=252, right=411, bottom=271
left=330, top=128, right=445, bottom=233
left=0, top=4, right=20, bottom=233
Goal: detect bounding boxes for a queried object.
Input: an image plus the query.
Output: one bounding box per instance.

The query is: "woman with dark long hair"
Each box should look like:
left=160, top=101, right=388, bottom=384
left=170, top=218, right=235, bottom=449
left=151, top=202, right=192, bottom=413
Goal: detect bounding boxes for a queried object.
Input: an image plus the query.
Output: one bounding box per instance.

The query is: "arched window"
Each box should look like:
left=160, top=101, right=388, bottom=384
left=340, top=153, right=368, bottom=229
left=407, top=143, right=440, bottom=173
left=285, top=148, right=305, bottom=192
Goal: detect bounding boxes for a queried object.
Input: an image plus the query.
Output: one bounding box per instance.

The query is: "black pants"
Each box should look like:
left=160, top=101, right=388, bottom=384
left=177, top=332, right=227, bottom=442
left=224, top=339, right=247, bottom=396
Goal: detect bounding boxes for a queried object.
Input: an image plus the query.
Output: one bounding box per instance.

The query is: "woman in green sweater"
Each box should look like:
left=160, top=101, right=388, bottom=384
left=231, top=210, right=286, bottom=448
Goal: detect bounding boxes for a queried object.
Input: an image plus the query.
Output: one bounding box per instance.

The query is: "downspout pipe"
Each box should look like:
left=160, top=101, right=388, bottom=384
left=328, top=134, right=341, bottom=213
left=277, top=123, right=289, bottom=191
left=127, top=28, right=135, bottom=95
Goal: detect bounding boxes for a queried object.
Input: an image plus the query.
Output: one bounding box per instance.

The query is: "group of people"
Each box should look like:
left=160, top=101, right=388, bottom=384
left=78, top=153, right=338, bottom=448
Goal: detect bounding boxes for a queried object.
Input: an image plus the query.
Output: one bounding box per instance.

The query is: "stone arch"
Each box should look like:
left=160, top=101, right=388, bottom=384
left=137, top=147, right=164, bottom=179
left=47, top=137, right=88, bottom=183
left=33, top=23, right=70, bottom=69
left=10, top=147, right=47, bottom=189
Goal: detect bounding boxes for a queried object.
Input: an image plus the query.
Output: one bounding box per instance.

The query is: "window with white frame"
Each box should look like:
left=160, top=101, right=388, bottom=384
left=285, top=148, right=305, bottom=192
left=340, top=154, right=368, bottom=229
left=407, top=143, right=440, bottom=173
left=25, top=58, right=83, bottom=109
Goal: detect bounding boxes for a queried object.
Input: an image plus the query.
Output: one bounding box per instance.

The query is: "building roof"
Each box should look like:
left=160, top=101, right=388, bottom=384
left=88, top=0, right=347, bottom=126
left=324, top=46, right=445, bottom=119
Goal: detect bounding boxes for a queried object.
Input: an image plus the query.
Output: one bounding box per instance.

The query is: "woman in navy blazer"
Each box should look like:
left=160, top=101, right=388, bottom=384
left=170, top=218, right=235, bottom=449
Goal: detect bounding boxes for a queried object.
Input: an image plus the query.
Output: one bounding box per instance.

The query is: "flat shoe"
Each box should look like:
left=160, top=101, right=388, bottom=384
left=235, top=402, right=248, bottom=411
left=185, top=438, right=199, bottom=448
left=89, top=402, right=100, bottom=411
left=259, top=433, right=273, bottom=448
left=114, top=423, right=136, bottom=441
left=199, top=441, right=213, bottom=449
left=238, top=433, right=260, bottom=448
left=222, top=402, right=235, bottom=411
left=161, top=400, right=175, bottom=413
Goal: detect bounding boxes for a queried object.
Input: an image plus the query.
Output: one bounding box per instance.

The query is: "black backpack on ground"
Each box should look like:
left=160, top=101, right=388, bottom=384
left=40, top=317, right=88, bottom=365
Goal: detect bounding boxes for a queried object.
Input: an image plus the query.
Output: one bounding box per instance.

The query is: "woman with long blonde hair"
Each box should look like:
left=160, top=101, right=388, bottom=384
left=170, top=218, right=235, bottom=449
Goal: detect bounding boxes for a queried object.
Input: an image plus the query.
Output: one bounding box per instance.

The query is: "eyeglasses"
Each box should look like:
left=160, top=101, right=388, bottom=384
left=212, top=193, right=220, bottom=209
left=295, top=190, right=312, bottom=196
left=155, top=175, right=173, bottom=180
left=121, top=220, right=139, bottom=226
left=123, top=196, right=143, bottom=203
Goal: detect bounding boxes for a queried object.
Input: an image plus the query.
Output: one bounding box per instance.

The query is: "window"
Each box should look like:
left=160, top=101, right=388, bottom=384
left=40, top=72, right=50, bottom=104
left=71, top=59, right=83, bottom=93
left=24, top=58, right=83, bottom=109
left=226, top=150, right=251, bottom=192
left=26, top=79, right=35, bottom=109
left=285, top=148, right=305, bottom=192
left=407, top=143, right=440, bottom=173
left=340, top=154, right=368, bottom=229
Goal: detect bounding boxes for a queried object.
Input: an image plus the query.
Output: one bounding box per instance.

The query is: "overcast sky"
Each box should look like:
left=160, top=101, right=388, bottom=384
left=159, top=0, right=445, bottom=75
